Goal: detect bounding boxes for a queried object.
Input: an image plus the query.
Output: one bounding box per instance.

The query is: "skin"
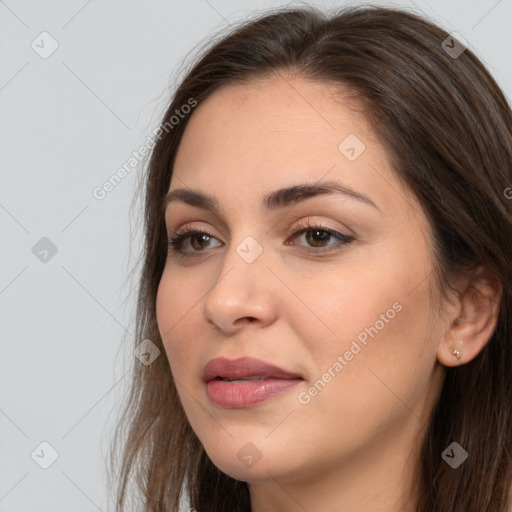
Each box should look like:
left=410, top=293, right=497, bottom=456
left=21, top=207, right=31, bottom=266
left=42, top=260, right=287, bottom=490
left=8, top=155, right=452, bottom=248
left=155, top=74, right=502, bottom=512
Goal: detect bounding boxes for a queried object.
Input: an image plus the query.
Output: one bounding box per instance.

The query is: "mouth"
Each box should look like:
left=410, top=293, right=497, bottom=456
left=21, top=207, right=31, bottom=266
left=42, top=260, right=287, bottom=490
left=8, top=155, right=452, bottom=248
left=213, top=376, right=267, bottom=383
left=203, top=357, right=303, bottom=408
left=203, top=356, right=303, bottom=382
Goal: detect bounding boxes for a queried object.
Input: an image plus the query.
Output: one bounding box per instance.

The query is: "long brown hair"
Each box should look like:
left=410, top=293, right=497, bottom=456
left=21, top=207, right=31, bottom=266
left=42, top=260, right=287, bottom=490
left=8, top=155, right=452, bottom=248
left=108, top=4, right=512, bottom=511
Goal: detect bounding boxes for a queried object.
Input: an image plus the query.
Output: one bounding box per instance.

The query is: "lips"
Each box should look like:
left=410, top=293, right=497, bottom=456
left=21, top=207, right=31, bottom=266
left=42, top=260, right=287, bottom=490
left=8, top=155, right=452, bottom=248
left=203, top=356, right=302, bottom=382
left=203, top=356, right=304, bottom=408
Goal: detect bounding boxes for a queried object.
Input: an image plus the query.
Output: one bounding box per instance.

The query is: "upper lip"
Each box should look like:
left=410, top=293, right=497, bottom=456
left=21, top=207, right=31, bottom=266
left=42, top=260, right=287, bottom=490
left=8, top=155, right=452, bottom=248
left=203, top=357, right=303, bottom=382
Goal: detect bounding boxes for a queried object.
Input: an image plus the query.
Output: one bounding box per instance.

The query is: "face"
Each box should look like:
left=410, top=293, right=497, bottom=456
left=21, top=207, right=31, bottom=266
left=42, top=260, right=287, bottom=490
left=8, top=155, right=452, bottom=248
left=156, top=75, right=446, bottom=486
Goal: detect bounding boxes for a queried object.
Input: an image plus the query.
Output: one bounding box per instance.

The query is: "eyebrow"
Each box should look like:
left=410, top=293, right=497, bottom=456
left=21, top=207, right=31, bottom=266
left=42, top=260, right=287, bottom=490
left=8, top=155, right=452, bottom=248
left=163, top=180, right=382, bottom=214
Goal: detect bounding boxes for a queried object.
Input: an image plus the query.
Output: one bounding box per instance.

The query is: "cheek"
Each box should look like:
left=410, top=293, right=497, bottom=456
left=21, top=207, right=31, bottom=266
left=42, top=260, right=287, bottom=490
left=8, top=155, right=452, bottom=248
left=290, top=289, right=437, bottom=455
left=298, top=262, right=436, bottom=398
left=155, top=270, right=199, bottom=375
left=287, top=269, right=398, bottom=361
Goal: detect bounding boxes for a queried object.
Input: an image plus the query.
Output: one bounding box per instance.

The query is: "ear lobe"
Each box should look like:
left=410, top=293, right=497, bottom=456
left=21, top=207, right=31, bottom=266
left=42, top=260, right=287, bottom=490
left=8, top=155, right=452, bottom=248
left=437, top=265, right=502, bottom=367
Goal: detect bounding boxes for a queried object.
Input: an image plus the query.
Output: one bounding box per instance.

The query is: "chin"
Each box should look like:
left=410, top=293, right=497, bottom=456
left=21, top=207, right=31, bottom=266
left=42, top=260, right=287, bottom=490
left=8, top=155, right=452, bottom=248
left=208, top=453, right=281, bottom=483
left=201, top=437, right=309, bottom=485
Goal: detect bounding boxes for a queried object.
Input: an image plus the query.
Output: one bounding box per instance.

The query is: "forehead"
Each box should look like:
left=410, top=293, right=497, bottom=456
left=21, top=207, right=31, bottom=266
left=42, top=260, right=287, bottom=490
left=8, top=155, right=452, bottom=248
left=176, top=75, right=376, bottom=158
left=169, top=75, right=416, bottom=222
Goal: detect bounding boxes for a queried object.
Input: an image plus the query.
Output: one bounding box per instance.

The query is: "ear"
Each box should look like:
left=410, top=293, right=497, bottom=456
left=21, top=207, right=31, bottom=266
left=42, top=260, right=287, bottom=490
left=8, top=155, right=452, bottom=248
left=437, top=265, right=502, bottom=367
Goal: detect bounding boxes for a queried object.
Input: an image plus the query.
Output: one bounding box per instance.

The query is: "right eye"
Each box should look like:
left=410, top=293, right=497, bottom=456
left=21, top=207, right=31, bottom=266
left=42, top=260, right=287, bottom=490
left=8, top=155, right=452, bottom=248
left=167, top=225, right=222, bottom=256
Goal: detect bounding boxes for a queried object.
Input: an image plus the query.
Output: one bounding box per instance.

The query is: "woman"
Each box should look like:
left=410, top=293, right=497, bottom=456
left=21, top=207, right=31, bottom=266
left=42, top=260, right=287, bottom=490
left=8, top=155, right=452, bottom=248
left=109, top=4, right=512, bottom=511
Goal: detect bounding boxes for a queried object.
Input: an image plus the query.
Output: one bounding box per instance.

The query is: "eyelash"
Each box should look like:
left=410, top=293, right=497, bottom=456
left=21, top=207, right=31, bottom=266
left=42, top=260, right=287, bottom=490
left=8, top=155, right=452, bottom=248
left=167, top=220, right=355, bottom=257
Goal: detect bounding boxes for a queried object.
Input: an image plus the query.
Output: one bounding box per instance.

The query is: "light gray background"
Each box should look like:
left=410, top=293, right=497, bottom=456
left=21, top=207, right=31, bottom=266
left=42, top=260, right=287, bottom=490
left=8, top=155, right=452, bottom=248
left=1, top=0, right=510, bottom=510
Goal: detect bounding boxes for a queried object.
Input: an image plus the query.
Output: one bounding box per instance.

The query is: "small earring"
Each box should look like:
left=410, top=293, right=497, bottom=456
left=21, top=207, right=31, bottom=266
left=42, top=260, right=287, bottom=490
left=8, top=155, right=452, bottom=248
left=451, top=347, right=462, bottom=360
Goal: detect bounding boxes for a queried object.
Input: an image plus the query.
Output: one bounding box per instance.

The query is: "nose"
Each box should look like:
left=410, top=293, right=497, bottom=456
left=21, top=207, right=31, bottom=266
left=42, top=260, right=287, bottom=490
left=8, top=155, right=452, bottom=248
left=201, top=243, right=277, bottom=335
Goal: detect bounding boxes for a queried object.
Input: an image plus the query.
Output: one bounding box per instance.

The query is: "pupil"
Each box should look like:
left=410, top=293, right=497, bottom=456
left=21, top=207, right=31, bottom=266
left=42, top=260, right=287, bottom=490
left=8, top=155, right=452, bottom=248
left=192, top=234, right=209, bottom=250
left=308, top=230, right=329, bottom=246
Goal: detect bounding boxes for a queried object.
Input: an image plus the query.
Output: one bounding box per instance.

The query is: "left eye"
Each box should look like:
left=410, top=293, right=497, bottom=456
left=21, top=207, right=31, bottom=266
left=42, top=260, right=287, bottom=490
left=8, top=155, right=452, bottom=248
left=167, top=221, right=355, bottom=256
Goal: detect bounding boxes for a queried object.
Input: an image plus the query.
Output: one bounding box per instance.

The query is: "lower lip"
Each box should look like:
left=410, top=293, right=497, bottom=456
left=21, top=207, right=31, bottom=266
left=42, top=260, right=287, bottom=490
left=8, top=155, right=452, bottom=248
left=206, top=378, right=302, bottom=408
